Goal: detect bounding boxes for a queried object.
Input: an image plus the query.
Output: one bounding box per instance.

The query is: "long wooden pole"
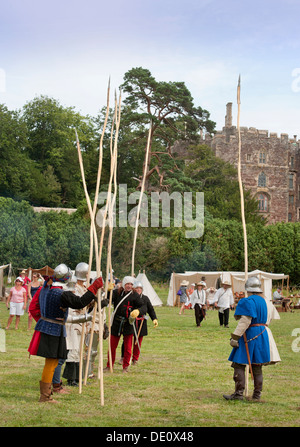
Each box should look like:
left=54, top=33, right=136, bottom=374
left=131, top=123, right=152, bottom=276
left=237, top=75, right=250, bottom=396
left=75, top=129, right=99, bottom=395
left=100, top=90, right=122, bottom=375
left=83, top=80, right=110, bottom=393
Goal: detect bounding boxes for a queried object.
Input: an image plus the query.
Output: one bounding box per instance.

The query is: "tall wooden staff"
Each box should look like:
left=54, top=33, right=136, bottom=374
left=131, top=123, right=152, bottom=276
left=83, top=80, right=110, bottom=389
left=105, top=91, right=121, bottom=374
left=75, top=129, right=99, bottom=395
left=75, top=80, right=110, bottom=406
left=236, top=75, right=250, bottom=395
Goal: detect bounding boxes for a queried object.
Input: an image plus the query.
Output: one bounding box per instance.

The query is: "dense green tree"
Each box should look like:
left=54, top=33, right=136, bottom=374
left=22, top=95, right=98, bottom=206
left=121, top=67, right=216, bottom=190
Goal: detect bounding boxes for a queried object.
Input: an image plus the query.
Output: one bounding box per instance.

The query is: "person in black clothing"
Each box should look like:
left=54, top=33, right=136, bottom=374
left=130, top=280, right=158, bottom=365
left=105, top=276, right=146, bottom=373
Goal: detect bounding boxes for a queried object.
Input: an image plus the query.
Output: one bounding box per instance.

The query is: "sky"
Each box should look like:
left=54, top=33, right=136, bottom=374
left=1, top=0, right=300, bottom=138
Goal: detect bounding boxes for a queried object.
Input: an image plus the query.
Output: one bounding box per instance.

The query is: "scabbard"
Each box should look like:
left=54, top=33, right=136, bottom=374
left=243, top=333, right=254, bottom=380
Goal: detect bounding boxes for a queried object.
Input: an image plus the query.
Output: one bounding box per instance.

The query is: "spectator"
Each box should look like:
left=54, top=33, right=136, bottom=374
left=27, top=273, right=42, bottom=330
left=178, top=280, right=190, bottom=315
left=6, top=277, right=27, bottom=329
left=214, top=280, right=234, bottom=327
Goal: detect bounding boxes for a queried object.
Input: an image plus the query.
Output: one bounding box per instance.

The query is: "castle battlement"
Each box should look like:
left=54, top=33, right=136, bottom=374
left=221, top=103, right=299, bottom=143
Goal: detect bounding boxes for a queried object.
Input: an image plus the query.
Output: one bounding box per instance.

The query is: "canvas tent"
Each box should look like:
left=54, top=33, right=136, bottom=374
left=167, top=270, right=289, bottom=306
left=230, top=270, right=289, bottom=301
left=0, top=264, right=11, bottom=298
left=24, top=266, right=54, bottom=279
left=136, top=272, right=163, bottom=307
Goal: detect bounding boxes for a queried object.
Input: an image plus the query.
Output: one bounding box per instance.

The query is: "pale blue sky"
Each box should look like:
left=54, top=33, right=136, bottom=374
left=1, top=0, right=299, bottom=137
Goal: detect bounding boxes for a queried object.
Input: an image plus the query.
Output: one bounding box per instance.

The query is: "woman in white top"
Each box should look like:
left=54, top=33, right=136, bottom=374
left=6, top=277, right=27, bottom=329
left=190, top=281, right=207, bottom=327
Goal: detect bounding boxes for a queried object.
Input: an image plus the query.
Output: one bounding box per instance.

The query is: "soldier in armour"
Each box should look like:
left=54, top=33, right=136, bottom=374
left=28, top=263, right=107, bottom=403
left=223, top=276, right=281, bottom=402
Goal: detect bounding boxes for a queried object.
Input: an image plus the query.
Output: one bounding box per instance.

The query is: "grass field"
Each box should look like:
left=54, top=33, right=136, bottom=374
left=0, top=284, right=300, bottom=428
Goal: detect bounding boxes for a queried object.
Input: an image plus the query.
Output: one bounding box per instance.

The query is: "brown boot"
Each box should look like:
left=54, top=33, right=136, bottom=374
left=223, top=367, right=245, bottom=401
left=52, top=381, right=69, bottom=394
left=39, top=381, right=58, bottom=403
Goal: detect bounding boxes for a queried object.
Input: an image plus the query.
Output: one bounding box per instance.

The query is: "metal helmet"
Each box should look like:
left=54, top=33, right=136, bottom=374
left=245, top=276, right=262, bottom=293
left=75, top=262, right=89, bottom=281
left=133, top=281, right=143, bottom=289
left=53, top=263, right=72, bottom=283
left=122, top=276, right=135, bottom=288
left=66, top=274, right=77, bottom=291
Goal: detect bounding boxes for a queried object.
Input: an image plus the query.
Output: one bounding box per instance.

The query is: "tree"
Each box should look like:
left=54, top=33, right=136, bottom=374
left=121, top=67, right=216, bottom=190
left=22, top=96, right=98, bottom=206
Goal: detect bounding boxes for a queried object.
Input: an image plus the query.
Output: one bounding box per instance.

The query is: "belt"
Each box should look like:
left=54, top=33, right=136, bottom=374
left=246, top=323, right=268, bottom=343
left=40, top=316, right=65, bottom=326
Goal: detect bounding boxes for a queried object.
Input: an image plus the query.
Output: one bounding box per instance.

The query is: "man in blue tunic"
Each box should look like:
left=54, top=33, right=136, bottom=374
left=223, top=276, right=281, bottom=401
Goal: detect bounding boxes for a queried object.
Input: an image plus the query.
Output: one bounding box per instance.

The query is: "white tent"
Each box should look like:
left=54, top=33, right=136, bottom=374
left=230, top=270, right=289, bottom=301
left=136, top=272, right=163, bottom=307
left=0, top=264, right=12, bottom=298
left=167, top=270, right=289, bottom=306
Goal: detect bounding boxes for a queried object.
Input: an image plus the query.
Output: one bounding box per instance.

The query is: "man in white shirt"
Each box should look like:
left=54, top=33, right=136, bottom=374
left=190, top=281, right=206, bottom=327
left=214, top=281, right=234, bottom=327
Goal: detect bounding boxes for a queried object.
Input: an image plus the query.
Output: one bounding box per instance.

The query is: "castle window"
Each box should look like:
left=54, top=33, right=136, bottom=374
left=289, top=195, right=294, bottom=204
left=258, top=172, right=267, bottom=187
left=258, top=194, right=268, bottom=212
left=247, top=154, right=251, bottom=161
left=290, top=156, right=294, bottom=169
left=288, top=213, right=292, bottom=222
left=259, top=152, right=266, bottom=163
left=289, top=174, right=294, bottom=190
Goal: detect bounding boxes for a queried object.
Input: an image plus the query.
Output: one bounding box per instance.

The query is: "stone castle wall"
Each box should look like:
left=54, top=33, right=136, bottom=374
left=207, top=103, right=300, bottom=224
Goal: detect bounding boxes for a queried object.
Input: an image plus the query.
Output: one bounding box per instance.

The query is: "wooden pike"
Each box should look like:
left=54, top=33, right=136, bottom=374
left=83, top=80, right=111, bottom=393
left=101, top=90, right=122, bottom=375
left=236, top=75, right=251, bottom=395
left=75, top=80, right=110, bottom=406
left=131, top=123, right=152, bottom=277
left=75, top=129, right=98, bottom=395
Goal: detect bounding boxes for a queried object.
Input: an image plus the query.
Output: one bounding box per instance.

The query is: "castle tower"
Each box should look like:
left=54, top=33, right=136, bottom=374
left=225, top=102, right=233, bottom=127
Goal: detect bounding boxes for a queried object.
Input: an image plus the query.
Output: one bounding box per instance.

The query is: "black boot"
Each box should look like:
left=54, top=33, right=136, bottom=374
left=223, top=367, right=245, bottom=401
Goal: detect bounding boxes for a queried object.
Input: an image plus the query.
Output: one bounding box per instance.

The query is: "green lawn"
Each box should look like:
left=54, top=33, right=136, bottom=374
left=0, top=289, right=300, bottom=428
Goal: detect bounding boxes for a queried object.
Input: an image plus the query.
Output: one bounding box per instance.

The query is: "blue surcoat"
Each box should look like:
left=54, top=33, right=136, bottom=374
left=35, top=284, right=68, bottom=337
left=228, top=294, right=271, bottom=365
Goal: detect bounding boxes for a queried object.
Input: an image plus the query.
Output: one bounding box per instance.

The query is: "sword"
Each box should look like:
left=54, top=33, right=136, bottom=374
left=129, top=315, right=143, bottom=353
left=132, top=320, right=142, bottom=353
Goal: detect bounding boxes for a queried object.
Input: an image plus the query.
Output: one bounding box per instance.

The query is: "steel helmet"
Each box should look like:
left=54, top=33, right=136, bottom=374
left=133, top=281, right=143, bottom=289
left=66, top=274, right=77, bottom=291
left=53, top=263, right=72, bottom=283
left=75, top=262, right=89, bottom=281
left=245, top=276, right=262, bottom=293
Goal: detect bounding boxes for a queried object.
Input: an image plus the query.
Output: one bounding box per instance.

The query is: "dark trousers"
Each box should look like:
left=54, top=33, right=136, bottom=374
left=194, top=304, right=205, bottom=326
left=218, top=308, right=230, bottom=326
